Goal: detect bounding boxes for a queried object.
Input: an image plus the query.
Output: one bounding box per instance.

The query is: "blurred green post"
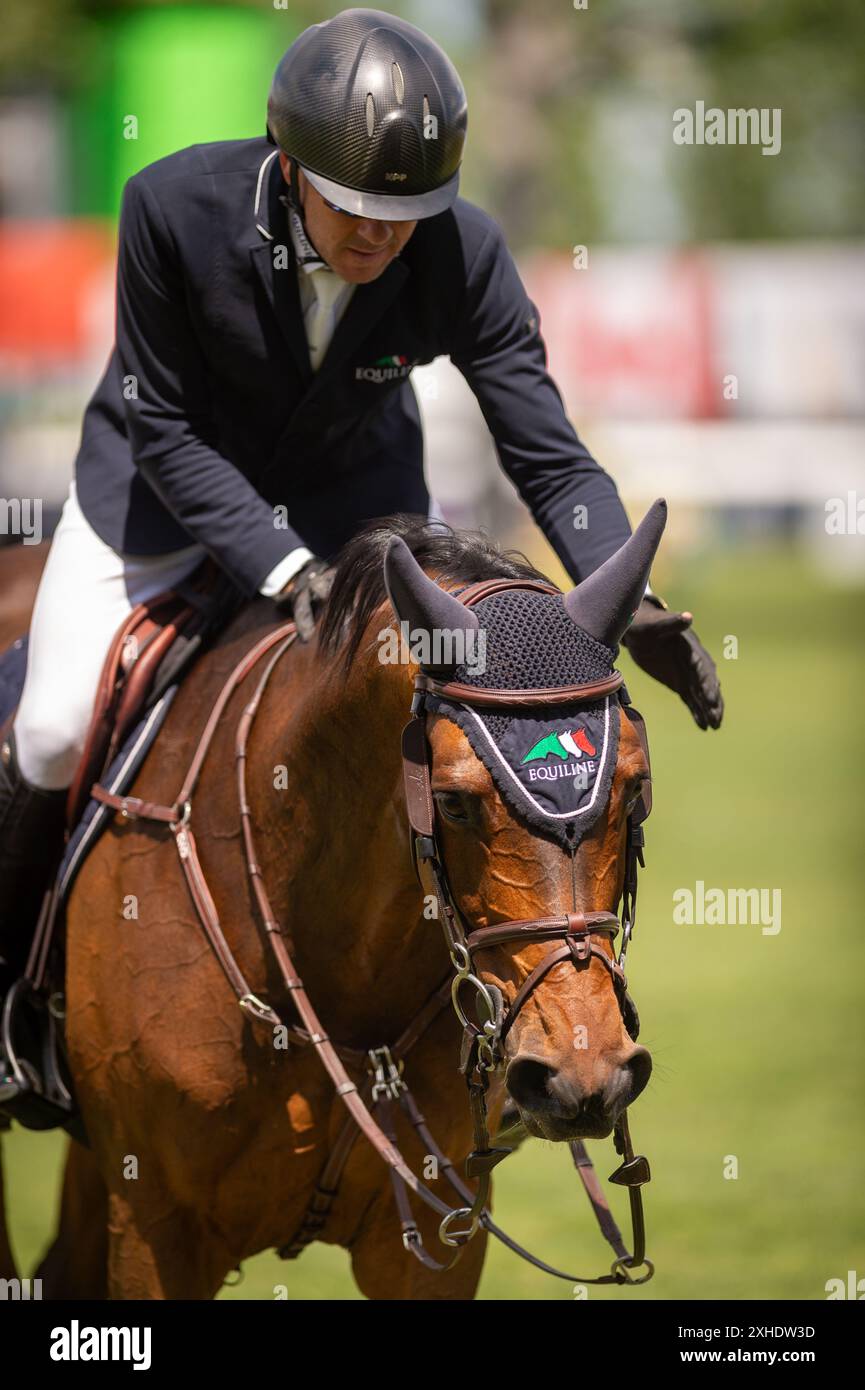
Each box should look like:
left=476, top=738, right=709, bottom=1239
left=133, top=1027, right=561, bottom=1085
left=68, top=3, right=298, bottom=218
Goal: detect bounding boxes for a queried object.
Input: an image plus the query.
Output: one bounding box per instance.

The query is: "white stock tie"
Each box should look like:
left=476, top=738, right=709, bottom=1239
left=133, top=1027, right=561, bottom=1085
left=305, top=268, right=351, bottom=372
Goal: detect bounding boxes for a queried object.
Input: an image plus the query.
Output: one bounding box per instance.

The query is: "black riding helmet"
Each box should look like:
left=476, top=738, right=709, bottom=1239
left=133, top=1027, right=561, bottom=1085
left=266, top=8, right=468, bottom=221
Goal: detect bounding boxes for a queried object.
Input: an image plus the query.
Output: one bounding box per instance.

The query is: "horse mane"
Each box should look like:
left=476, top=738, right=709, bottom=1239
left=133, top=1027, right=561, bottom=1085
left=319, top=512, right=551, bottom=673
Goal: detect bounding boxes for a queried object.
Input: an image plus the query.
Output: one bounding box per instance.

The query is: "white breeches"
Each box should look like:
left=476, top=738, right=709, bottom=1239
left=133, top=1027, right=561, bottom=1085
left=13, top=482, right=206, bottom=791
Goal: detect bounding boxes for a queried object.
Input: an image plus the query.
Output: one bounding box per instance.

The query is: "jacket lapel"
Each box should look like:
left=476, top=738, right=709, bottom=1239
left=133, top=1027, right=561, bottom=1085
left=249, top=239, right=313, bottom=388
left=248, top=152, right=313, bottom=387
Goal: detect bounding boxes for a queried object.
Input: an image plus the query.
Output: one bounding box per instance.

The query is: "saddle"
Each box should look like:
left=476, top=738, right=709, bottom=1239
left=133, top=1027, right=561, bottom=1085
left=0, top=558, right=244, bottom=1135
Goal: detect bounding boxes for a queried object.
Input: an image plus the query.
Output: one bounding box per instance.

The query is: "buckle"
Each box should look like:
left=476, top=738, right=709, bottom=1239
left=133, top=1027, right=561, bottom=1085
left=402, top=1226, right=421, bottom=1252
left=566, top=933, right=592, bottom=963
left=367, top=1046, right=406, bottom=1102
left=239, top=993, right=280, bottom=1025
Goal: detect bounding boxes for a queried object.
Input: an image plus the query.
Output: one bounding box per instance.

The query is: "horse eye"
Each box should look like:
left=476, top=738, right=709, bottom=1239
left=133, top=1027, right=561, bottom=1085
left=435, top=791, right=469, bottom=823
left=625, top=779, right=646, bottom=813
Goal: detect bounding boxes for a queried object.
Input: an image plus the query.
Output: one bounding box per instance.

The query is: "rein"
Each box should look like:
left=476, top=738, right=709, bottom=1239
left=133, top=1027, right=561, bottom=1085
left=92, top=587, right=655, bottom=1288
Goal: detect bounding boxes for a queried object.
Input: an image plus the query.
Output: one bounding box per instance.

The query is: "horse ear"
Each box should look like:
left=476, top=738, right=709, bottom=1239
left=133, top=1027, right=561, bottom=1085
left=384, top=537, right=479, bottom=639
left=563, top=499, right=668, bottom=649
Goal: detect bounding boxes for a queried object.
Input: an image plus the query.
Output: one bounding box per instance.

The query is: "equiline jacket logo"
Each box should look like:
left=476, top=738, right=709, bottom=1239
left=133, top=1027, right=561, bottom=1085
left=355, top=354, right=417, bottom=383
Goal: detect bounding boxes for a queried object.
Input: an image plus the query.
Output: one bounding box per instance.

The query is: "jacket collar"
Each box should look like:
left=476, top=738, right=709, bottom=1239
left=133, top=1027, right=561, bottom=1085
left=249, top=150, right=410, bottom=393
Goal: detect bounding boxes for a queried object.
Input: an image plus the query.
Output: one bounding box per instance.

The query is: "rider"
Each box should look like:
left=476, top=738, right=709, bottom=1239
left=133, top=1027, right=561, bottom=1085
left=0, top=9, right=722, bottom=995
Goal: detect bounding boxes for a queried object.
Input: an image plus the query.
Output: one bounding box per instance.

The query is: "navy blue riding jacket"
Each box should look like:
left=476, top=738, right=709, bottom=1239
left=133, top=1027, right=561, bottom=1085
left=74, top=138, right=631, bottom=597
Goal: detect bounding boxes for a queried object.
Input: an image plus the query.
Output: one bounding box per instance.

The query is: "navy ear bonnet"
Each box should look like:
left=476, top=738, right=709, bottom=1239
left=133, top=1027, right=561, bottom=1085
left=423, top=587, right=622, bottom=850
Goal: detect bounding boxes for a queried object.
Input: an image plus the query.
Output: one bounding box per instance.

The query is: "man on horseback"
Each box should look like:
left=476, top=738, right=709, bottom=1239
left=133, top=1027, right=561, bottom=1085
left=0, top=10, right=722, bottom=1015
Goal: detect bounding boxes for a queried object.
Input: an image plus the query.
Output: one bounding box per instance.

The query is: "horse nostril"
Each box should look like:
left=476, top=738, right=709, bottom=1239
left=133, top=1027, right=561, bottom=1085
left=620, top=1046, right=652, bottom=1103
left=506, top=1056, right=556, bottom=1110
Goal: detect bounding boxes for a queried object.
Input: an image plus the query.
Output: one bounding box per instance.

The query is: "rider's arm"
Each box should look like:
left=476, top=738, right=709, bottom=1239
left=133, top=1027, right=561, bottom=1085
left=450, top=219, right=632, bottom=584
left=115, top=173, right=308, bottom=597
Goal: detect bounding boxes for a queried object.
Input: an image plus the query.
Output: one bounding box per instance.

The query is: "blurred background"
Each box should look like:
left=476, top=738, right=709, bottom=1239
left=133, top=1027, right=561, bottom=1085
left=1, top=0, right=864, bottom=1300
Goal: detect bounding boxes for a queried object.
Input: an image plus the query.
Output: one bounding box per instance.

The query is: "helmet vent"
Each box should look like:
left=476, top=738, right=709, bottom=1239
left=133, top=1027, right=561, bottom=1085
left=392, top=61, right=405, bottom=103
left=365, top=91, right=375, bottom=137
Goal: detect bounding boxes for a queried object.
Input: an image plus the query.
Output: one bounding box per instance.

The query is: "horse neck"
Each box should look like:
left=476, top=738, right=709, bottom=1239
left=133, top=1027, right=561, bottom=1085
left=253, top=628, right=445, bottom=1045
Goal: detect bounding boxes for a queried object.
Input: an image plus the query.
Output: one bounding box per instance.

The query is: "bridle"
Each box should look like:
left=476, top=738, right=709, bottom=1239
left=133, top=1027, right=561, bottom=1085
left=400, top=576, right=653, bottom=1260
left=88, top=574, right=655, bottom=1288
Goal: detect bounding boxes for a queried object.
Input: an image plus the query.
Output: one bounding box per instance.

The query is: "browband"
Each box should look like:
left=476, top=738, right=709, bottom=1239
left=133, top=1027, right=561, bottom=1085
left=415, top=670, right=624, bottom=707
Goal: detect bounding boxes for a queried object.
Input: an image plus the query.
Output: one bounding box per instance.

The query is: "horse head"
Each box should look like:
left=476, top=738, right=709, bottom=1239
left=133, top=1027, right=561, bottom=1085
left=380, top=502, right=666, bottom=1143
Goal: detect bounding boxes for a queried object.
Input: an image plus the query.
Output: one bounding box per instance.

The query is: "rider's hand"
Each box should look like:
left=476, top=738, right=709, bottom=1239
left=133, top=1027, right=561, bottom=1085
left=275, top=557, right=334, bottom=642
left=621, top=595, right=724, bottom=730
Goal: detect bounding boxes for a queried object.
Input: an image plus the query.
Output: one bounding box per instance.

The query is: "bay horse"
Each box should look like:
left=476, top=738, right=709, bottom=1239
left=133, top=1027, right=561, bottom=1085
left=3, top=504, right=662, bottom=1299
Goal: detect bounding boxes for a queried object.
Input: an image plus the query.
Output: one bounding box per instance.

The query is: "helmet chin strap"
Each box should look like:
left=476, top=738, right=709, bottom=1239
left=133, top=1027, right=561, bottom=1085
left=285, top=155, right=303, bottom=216
left=280, top=156, right=328, bottom=269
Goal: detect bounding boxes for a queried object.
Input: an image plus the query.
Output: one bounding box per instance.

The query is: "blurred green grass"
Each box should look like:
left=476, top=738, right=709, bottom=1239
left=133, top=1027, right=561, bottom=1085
left=4, top=539, right=864, bottom=1300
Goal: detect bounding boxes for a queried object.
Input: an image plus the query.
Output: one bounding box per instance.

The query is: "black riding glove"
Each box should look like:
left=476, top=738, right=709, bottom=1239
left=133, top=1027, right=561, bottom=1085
left=274, top=557, right=334, bottom=642
left=621, top=595, right=724, bottom=730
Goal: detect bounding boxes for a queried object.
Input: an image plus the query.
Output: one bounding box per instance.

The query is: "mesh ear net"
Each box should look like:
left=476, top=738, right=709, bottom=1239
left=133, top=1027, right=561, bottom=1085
left=449, top=589, right=617, bottom=690
left=424, top=590, right=622, bottom=849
